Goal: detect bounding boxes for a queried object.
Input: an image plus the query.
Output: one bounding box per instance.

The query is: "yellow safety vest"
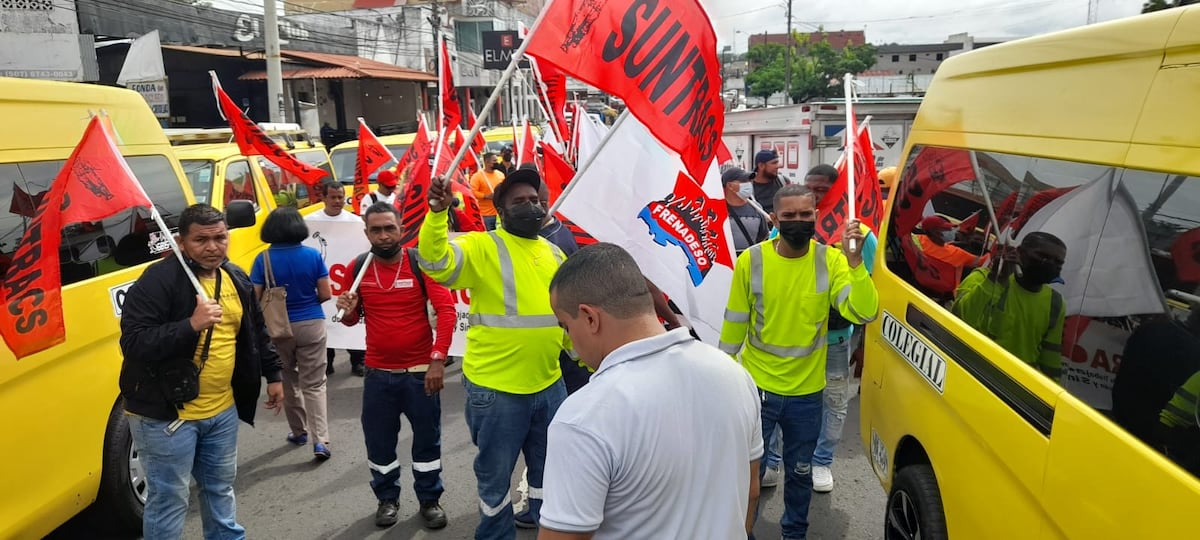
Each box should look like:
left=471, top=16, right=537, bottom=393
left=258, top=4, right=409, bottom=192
left=719, top=240, right=879, bottom=396
left=417, top=210, right=567, bottom=394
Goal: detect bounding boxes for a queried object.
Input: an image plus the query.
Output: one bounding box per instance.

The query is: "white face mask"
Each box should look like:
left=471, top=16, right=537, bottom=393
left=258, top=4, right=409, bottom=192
left=737, top=183, right=754, bottom=200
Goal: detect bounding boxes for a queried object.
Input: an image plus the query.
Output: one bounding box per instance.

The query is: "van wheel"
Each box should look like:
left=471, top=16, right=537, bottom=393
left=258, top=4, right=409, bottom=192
left=91, top=402, right=145, bottom=534
left=885, top=465, right=948, bottom=540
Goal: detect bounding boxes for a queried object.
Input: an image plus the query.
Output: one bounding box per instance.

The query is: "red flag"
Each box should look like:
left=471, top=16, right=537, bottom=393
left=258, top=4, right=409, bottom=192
left=8, top=183, right=45, bottom=218
left=957, top=210, right=982, bottom=234
left=542, top=142, right=574, bottom=206
left=396, top=116, right=433, bottom=177
left=815, top=118, right=883, bottom=243
left=440, top=37, right=463, bottom=132
left=397, top=125, right=481, bottom=246
left=526, top=0, right=725, bottom=183
left=2, top=116, right=152, bottom=359
left=210, top=74, right=327, bottom=188
left=518, top=119, right=536, bottom=166
left=457, top=127, right=484, bottom=173
left=353, top=119, right=396, bottom=214
left=716, top=139, right=734, bottom=166
left=894, top=147, right=976, bottom=236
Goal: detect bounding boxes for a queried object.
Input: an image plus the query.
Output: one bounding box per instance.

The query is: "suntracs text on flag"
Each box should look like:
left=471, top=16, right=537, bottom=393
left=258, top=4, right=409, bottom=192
left=526, top=0, right=725, bottom=184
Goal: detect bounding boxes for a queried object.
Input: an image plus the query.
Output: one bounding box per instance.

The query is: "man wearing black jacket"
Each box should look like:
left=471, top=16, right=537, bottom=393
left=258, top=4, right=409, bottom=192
left=119, top=204, right=284, bottom=540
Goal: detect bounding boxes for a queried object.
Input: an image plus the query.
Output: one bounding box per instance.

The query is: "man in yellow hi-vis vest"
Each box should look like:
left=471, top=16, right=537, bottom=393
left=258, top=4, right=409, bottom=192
left=720, top=184, right=879, bottom=540
left=420, top=169, right=568, bottom=540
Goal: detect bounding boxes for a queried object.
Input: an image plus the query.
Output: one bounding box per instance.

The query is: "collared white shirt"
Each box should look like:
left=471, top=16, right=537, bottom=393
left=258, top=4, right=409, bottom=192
left=305, top=208, right=362, bottom=223
left=540, top=328, right=764, bottom=539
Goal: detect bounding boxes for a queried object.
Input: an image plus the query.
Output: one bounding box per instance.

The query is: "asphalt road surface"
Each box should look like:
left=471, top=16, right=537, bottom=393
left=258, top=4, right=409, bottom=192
left=53, top=355, right=885, bottom=539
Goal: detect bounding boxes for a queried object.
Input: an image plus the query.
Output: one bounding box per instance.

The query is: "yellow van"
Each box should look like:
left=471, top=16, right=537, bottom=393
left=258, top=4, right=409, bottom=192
left=861, top=7, right=1200, bottom=539
left=174, top=142, right=329, bottom=265
left=0, top=77, right=259, bottom=538
left=328, top=132, right=419, bottom=186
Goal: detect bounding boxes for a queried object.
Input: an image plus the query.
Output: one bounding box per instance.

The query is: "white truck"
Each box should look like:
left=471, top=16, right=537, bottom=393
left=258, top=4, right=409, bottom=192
left=723, top=97, right=921, bottom=180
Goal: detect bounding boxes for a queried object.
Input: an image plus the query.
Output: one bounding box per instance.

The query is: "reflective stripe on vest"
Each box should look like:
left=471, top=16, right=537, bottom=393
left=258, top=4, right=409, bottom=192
left=417, top=243, right=466, bottom=286
left=464, top=232, right=560, bottom=329
left=743, top=242, right=829, bottom=358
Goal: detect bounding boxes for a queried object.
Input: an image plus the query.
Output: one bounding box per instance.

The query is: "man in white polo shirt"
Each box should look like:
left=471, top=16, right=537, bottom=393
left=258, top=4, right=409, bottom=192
left=540, top=243, right=763, bottom=540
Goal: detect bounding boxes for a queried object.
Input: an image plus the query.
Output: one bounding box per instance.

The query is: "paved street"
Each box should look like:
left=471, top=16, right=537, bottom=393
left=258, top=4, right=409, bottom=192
left=54, top=355, right=885, bottom=539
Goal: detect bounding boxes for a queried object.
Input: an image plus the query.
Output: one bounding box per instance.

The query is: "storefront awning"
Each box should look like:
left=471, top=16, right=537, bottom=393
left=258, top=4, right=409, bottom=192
left=239, top=50, right=435, bottom=82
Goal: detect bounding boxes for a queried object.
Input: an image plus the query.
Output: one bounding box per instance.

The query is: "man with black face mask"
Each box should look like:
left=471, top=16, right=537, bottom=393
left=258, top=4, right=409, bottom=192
left=719, top=184, right=879, bottom=540
left=953, top=232, right=1067, bottom=380
left=419, top=169, right=570, bottom=539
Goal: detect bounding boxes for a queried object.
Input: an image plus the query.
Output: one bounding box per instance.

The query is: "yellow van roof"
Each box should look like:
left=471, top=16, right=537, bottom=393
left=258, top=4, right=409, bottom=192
left=172, top=143, right=245, bottom=161
left=330, top=132, right=421, bottom=153
left=915, top=6, right=1198, bottom=164
left=0, top=77, right=170, bottom=151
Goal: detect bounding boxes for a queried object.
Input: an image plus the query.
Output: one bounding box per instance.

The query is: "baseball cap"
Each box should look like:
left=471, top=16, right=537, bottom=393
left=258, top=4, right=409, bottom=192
left=919, top=215, right=954, bottom=233
left=493, top=168, right=542, bottom=208
left=721, top=167, right=752, bottom=185
left=755, top=149, right=780, bottom=166
left=377, top=169, right=398, bottom=188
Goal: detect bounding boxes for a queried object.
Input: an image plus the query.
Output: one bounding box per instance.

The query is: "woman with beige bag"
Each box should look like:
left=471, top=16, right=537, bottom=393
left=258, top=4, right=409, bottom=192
left=251, top=207, right=335, bottom=460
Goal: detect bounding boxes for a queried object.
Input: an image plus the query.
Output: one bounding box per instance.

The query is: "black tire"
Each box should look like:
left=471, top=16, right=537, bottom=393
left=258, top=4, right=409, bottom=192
left=90, top=400, right=145, bottom=535
left=885, top=465, right=949, bottom=540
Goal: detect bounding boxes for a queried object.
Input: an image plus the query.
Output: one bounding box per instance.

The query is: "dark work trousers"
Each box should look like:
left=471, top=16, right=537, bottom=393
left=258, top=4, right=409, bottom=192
left=361, top=367, right=444, bottom=503
left=328, top=348, right=365, bottom=369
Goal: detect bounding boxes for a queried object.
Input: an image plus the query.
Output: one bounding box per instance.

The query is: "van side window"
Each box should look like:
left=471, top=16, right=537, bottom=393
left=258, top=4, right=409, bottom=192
left=223, top=160, right=256, bottom=207
left=885, top=145, right=1200, bottom=477
left=0, top=155, right=189, bottom=285
left=258, top=151, right=333, bottom=210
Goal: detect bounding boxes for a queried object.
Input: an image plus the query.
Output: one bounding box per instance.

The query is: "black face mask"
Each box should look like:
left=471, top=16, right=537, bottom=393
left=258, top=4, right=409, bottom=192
left=1018, top=253, right=1061, bottom=285
left=503, top=202, right=546, bottom=239
left=777, top=220, right=816, bottom=248
left=371, top=244, right=402, bottom=260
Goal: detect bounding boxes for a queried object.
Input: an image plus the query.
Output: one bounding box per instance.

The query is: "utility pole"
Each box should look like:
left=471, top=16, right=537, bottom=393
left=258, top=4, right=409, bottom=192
left=784, top=0, right=793, bottom=105
left=264, top=0, right=284, bottom=123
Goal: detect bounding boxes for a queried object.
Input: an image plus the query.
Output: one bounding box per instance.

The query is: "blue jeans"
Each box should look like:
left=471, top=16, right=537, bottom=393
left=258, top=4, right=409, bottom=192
left=127, top=406, right=243, bottom=540
left=463, top=375, right=566, bottom=540
left=756, top=391, right=823, bottom=540
left=361, top=368, right=444, bottom=503
left=765, top=426, right=783, bottom=470
left=814, top=332, right=853, bottom=467
left=484, top=215, right=498, bottom=231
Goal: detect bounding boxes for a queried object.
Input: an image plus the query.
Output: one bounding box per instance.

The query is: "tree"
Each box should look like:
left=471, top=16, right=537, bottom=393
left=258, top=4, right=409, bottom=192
left=744, top=34, right=878, bottom=104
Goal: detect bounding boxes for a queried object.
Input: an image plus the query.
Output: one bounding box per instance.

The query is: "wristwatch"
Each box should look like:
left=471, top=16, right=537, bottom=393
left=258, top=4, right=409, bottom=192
left=430, top=352, right=446, bottom=363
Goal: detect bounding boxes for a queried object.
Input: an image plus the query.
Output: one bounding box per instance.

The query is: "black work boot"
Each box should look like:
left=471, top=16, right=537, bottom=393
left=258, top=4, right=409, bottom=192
left=420, top=501, right=448, bottom=529
left=375, top=500, right=399, bottom=528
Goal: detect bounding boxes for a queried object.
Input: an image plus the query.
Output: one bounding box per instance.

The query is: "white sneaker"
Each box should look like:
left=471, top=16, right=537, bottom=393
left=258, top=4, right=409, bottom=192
left=761, top=466, right=781, bottom=488
left=812, top=465, right=834, bottom=493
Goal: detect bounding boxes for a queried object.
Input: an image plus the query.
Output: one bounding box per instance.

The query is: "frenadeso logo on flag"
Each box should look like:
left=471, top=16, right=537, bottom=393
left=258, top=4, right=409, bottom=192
left=637, top=172, right=732, bottom=286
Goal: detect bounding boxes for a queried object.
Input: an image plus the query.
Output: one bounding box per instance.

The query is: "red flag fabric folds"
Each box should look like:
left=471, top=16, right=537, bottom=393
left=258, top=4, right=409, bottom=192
left=526, top=0, right=725, bottom=184
left=1, top=116, right=152, bottom=358
left=440, top=37, right=463, bottom=132
left=353, top=119, right=395, bottom=214
left=815, top=118, right=883, bottom=243
left=211, top=74, right=327, bottom=188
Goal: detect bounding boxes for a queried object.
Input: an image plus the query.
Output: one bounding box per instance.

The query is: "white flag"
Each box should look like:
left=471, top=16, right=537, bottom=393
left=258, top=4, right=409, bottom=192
left=574, top=112, right=609, bottom=170
left=559, top=115, right=736, bottom=343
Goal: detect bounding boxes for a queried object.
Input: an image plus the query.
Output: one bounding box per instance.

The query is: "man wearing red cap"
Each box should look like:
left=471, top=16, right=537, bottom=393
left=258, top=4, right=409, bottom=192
left=915, top=215, right=986, bottom=282
left=369, top=169, right=400, bottom=206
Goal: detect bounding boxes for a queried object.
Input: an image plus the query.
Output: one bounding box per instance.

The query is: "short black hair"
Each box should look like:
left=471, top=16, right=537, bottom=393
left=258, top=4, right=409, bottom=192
left=484, top=151, right=498, bottom=161
left=363, top=201, right=402, bottom=221
left=260, top=206, right=309, bottom=244
left=318, top=180, right=344, bottom=198
left=518, top=162, right=538, bottom=171
left=1021, top=231, right=1067, bottom=251
left=550, top=242, right=653, bottom=319
left=179, top=204, right=225, bottom=237
left=806, top=164, right=838, bottom=183
left=773, top=183, right=815, bottom=212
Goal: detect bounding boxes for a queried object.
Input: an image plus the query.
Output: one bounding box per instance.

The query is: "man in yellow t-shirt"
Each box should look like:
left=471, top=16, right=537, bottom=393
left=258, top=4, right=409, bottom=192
left=470, top=151, right=506, bottom=231
left=119, top=204, right=284, bottom=540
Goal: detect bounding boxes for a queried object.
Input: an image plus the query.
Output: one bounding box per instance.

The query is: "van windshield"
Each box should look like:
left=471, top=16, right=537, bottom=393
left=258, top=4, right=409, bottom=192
left=180, top=159, right=216, bottom=204
left=330, top=145, right=409, bottom=184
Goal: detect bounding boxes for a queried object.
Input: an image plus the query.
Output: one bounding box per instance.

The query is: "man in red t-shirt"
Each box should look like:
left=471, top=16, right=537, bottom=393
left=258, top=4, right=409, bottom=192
left=336, top=202, right=456, bottom=530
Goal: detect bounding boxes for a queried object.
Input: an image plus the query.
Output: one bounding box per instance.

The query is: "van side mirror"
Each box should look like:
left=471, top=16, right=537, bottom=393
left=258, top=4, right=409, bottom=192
left=225, top=200, right=256, bottom=230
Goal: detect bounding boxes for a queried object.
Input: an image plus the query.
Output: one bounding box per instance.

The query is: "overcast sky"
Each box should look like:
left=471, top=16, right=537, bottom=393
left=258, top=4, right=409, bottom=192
left=706, top=0, right=1146, bottom=50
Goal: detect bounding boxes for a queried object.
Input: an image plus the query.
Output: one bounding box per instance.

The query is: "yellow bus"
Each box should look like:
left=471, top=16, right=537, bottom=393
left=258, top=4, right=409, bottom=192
left=0, top=78, right=260, bottom=538
left=861, top=7, right=1200, bottom=539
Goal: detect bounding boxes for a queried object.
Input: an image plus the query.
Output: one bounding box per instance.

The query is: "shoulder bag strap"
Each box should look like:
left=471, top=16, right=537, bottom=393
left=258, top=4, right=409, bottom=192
left=197, top=270, right=221, bottom=371
left=406, top=248, right=429, bottom=301
left=263, top=250, right=277, bottom=288
left=731, top=211, right=755, bottom=246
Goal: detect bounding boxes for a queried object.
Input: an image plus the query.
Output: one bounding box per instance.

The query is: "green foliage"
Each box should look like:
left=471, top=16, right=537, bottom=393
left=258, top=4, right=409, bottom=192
left=744, top=34, right=879, bottom=104
left=1142, top=0, right=1199, bottom=12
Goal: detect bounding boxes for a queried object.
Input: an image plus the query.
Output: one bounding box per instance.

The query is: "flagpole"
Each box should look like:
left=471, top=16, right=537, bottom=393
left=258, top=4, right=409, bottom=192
left=98, top=112, right=209, bottom=301
left=546, top=109, right=632, bottom=217
left=332, top=252, right=373, bottom=323
left=431, top=35, right=446, bottom=178
left=843, top=73, right=859, bottom=252
left=440, top=1, right=555, bottom=178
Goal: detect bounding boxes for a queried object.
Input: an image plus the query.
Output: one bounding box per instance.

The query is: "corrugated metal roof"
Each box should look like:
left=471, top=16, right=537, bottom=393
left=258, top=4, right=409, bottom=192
left=240, top=67, right=360, bottom=81
left=161, top=45, right=248, bottom=57
left=239, top=51, right=436, bottom=82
